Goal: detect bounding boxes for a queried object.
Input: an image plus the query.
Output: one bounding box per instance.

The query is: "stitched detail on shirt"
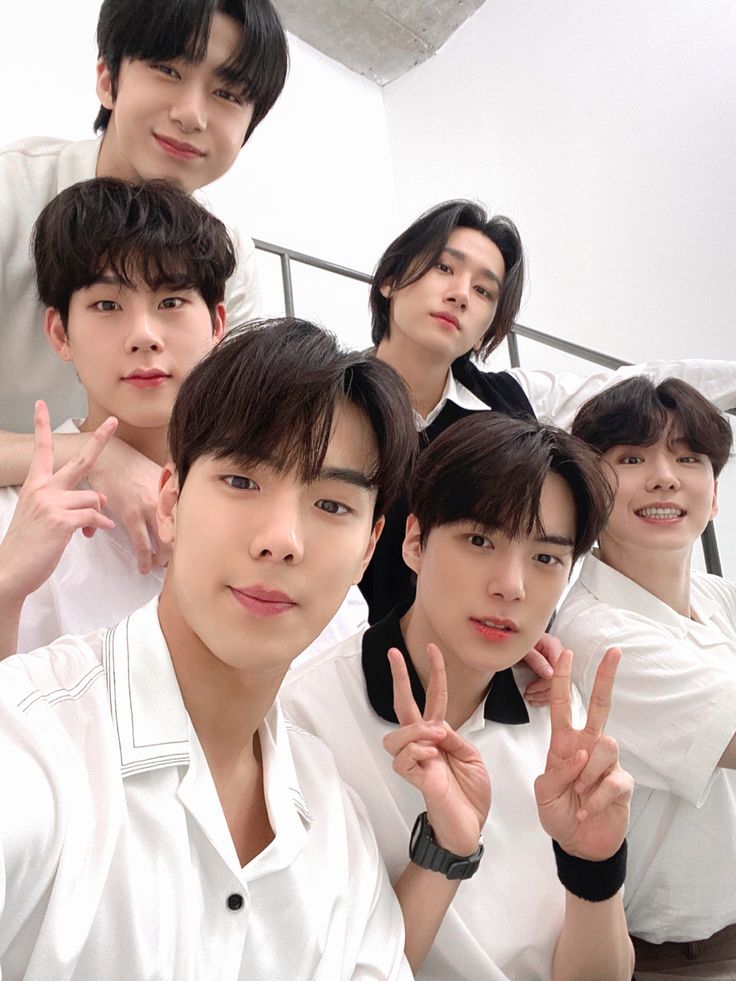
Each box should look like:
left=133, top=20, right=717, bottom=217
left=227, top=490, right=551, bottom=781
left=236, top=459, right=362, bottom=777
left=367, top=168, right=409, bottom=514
left=17, top=664, right=104, bottom=713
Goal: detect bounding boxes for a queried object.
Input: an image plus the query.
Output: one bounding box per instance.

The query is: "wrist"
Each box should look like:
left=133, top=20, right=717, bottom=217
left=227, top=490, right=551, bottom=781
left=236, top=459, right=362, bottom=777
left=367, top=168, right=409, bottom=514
left=0, top=558, right=31, bottom=611
left=552, top=839, right=627, bottom=902
left=409, top=812, right=484, bottom=880
left=426, top=811, right=481, bottom=856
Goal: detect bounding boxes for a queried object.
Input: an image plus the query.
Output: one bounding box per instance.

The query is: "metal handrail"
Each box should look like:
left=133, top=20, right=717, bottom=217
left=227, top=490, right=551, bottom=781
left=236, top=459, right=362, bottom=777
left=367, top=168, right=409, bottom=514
left=253, top=237, right=729, bottom=576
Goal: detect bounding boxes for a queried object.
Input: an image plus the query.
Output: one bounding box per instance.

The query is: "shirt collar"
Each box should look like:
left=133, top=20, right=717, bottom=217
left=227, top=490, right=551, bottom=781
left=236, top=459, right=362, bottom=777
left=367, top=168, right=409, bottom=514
left=579, top=551, right=719, bottom=635
left=57, top=136, right=103, bottom=194
left=361, top=603, right=529, bottom=726
left=415, top=371, right=491, bottom=431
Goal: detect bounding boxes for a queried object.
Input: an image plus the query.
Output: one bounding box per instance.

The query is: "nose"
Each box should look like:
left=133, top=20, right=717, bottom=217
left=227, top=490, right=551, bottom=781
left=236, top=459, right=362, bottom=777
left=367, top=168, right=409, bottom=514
left=169, top=84, right=207, bottom=133
left=444, top=273, right=470, bottom=311
left=486, top=552, right=525, bottom=603
left=645, top=452, right=680, bottom=492
left=124, top=312, right=164, bottom=354
left=248, top=496, right=305, bottom=565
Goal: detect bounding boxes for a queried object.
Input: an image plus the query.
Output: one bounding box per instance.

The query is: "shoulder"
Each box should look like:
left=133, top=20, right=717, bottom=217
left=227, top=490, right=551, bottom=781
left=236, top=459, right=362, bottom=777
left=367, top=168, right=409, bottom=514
left=692, top=570, right=736, bottom=618
left=452, top=359, right=535, bottom=415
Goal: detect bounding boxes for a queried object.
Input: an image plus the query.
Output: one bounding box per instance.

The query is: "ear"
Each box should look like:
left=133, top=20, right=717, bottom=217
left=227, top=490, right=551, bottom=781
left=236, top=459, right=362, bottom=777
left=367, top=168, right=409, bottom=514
left=44, top=309, right=72, bottom=361
left=95, top=58, right=116, bottom=110
left=353, top=515, right=385, bottom=584
left=402, top=513, right=423, bottom=575
left=157, top=464, right=180, bottom=546
left=212, top=302, right=227, bottom=344
left=379, top=279, right=393, bottom=300
left=709, top=480, right=719, bottom=522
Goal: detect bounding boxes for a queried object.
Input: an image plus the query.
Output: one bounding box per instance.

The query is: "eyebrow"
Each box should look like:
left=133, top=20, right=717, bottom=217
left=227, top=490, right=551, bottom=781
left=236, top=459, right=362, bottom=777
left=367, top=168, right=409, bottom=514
left=317, top=467, right=374, bottom=491
left=534, top=534, right=574, bottom=549
left=443, top=246, right=502, bottom=289
left=89, top=272, right=124, bottom=287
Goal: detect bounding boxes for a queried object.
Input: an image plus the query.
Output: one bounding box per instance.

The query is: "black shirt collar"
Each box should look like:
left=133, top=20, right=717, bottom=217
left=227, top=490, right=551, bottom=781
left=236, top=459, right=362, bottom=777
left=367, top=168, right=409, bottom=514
left=361, top=603, right=529, bottom=726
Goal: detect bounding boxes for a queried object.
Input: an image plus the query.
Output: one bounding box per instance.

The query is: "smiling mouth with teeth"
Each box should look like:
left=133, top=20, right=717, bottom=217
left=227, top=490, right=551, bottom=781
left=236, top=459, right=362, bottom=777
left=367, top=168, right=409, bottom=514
left=635, top=507, right=686, bottom=518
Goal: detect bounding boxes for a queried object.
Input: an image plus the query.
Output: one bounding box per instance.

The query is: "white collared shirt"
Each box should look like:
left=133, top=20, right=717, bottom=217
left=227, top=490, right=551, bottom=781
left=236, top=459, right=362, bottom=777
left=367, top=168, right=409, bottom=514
left=0, top=135, right=261, bottom=432
left=281, top=615, right=587, bottom=981
left=0, top=420, right=164, bottom=655
left=0, top=598, right=411, bottom=980
left=554, top=552, right=736, bottom=943
left=413, top=360, right=736, bottom=431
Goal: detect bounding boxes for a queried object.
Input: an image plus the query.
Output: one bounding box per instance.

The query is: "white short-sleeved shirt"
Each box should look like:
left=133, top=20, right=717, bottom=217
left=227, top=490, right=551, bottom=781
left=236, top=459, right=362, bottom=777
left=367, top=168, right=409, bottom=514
left=0, top=598, right=411, bottom=981
left=281, top=605, right=587, bottom=981
left=0, top=419, right=164, bottom=654
left=554, top=552, right=736, bottom=944
left=0, top=136, right=261, bottom=433
left=415, top=361, right=736, bottom=432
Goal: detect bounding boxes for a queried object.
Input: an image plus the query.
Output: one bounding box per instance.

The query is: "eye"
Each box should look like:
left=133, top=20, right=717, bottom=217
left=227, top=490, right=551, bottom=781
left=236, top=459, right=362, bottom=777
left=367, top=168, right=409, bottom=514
left=159, top=297, right=184, bottom=309
left=619, top=455, right=643, bottom=465
left=215, top=88, right=243, bottom=105
left=223, top=475, right=258, bottom=491
left=436, top=262, right=452, bottom=274
left=94, top=300, right=120, bottom=312
left=468, top=533, right=492, bottom=549
left=534, top=553, right=562, bottom=567
left=677, top=454, right=700, bottom=464
left=316, top=499, right=350, bottom=516
left=152, top=62, right=180, bottom=79
left=473, top=285, right=497, bottom=301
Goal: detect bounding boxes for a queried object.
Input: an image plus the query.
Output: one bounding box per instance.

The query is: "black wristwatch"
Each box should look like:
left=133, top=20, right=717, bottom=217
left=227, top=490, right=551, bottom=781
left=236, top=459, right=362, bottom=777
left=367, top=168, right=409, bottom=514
left=409, top=812, right=484, bottom=880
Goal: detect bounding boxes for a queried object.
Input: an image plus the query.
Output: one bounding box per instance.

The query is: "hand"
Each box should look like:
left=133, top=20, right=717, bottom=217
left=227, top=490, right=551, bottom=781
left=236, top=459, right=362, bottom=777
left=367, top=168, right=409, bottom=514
left=534, top=648, right=633, bottom=861
left=0, top=401, right=117, bottom=605
left=523, top=632, right=564, bottom=706
left=86, top=435, right=168, bottom=573
left=383, top=643, right=491, bottom=856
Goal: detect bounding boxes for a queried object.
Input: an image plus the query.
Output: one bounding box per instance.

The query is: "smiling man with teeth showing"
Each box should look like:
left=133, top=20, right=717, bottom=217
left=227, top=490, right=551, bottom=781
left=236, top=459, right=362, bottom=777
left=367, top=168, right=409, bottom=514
left=282, top=412, right=637, bottom=980
left=554, top=376, right=736, bottom=978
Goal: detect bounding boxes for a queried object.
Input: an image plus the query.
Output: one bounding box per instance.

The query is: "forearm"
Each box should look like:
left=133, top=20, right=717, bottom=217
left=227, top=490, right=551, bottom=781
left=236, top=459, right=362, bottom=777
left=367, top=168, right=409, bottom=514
left=552, top=889, right=633, bottom=981
left=393, top=862, right=461, bottom=973
left=0, top=565, right=23, bottom=658
left=0, top=429, right=87, bottom=486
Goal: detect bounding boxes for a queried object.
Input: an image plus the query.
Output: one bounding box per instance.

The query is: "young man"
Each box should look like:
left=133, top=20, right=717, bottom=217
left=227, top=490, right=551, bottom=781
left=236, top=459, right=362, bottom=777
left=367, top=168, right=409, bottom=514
left=0, top=176, right=232, bottom=656
left=0, top=0, right=288, bottom=570
left=0, top=319, right=419, bottom=979
left=554, top=377, right=736, bottom=978
left=282, top=412, right=636, bottom=980
left=364, top=199, right=736, bottom=625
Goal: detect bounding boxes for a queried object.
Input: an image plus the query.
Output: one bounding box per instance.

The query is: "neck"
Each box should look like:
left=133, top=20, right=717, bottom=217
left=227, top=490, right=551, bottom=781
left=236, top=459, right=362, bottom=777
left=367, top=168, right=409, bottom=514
left=598, top=534, right=694, bottom=617
left=376, top=336, right=450, bottom=420
left=157, top=579, right=286, bottom=772
left=401, top=603, right=491, bottom=730
left=79, top=411, right=169, bottom=466
left=95, top=126, right=138, bottom=183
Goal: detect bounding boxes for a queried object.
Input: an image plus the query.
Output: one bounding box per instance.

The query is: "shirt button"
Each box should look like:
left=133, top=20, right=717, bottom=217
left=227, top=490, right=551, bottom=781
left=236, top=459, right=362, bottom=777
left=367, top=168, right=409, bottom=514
left=227, top=893, right=244, bottom=912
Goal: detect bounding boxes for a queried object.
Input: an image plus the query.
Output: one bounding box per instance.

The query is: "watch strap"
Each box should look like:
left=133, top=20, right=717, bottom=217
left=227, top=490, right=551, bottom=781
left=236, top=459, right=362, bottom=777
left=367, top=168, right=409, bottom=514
left=409, top=811, right=483, bottom=880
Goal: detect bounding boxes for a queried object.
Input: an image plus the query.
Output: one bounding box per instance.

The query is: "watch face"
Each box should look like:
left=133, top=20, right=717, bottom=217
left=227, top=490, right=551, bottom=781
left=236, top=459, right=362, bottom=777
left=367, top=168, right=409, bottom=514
left=410, top=813, right=426, bottom=853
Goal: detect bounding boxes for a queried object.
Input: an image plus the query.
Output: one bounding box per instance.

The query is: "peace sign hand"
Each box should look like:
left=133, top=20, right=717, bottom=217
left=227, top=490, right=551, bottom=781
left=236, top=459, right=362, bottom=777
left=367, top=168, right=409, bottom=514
left=383, top=643, right=491, bottom=856
left=534, top=648, right=633, bottom=861
left=0, top=401, right=118, bottom=607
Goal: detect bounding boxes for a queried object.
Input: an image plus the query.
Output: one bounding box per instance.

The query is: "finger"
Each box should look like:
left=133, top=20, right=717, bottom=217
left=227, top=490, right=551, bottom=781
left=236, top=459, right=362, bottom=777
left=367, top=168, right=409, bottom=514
left=388, top=647, right=423, bottom=726
left=125, top=519, right=154, bottom=575
left=523, top=646, right=554, bottom=679
left=56, top=417, right=118, bottom=489
left=26, top=401, right=54, bottom=485
left=435, top=724, right=484, bottom=764
left=577, top=767, right=634, bottom=822
left=584, top=647, right=621, bottom=737
left=549, top=648, right=574, bottom=734
left=62, top=509, right=116, bottom=534
left=572, top=735, right=619, bottom=796
left=423, top=643, right=448, bottom=723
left=383, top=721, right=447, bottom=758
left=535, top=749, right=588, bottom=806
left=392, top=742, right=440, bottom=780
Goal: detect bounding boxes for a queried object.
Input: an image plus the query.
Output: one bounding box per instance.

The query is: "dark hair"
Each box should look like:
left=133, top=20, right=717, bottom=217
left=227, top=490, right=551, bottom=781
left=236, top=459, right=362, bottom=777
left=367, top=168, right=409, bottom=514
left=409, top=413, right=612, bottom=563
left=168, top=318, right=417, bottom=518
left=572, top=377, right=733, bottom=478
left=369, top=200, right=524, bottom=358
left=94, top=0, right=288, bottom=142
left=33, top=178, right=235, bottom=329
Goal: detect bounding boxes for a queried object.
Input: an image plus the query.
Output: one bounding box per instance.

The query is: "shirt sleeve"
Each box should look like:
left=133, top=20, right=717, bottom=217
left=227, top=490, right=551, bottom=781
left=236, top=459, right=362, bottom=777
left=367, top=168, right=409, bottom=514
left=509, top=360, right=736, bottom=429
left=223, top=224, right=262, bottom=328
left=562, top=612, right=736, bottom=808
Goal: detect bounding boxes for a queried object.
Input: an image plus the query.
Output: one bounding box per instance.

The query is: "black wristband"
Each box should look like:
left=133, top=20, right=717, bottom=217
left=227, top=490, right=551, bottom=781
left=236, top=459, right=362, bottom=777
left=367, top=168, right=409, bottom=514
left=552, top=839, right=627, bottom=902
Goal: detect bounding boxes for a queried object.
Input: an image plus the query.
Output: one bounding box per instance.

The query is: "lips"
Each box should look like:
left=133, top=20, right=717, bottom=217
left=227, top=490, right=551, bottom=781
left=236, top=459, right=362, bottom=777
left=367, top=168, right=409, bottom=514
left=154, top=134, right=204, bottom=160
left=230, top=585, right=297, bottom=618
left=122, top=369, right=171, bottom=389
left=634, top=503, right=686, bottom=520
left=469, top=616, right=518, bottom=642
left=431, top=312, right=460, bottom=331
